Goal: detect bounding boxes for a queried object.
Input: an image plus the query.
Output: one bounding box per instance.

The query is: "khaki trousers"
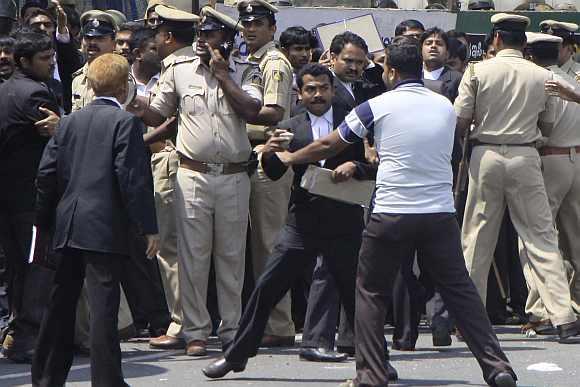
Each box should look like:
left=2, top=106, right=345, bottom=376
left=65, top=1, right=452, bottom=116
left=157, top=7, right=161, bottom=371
left=175, top=168, right=250, bottom=344
left=462, top=145, right=576, bottom=327
left=151, top=149, right=182, bottom=338
left=75, top=284, right=133, bottom=347
left=249, top=160, right=295, bottom=337
left=525, top=153, right=580, bottom=321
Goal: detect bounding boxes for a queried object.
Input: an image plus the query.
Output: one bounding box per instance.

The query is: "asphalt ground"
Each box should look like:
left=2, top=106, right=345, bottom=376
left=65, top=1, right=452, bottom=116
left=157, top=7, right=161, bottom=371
left=1, top=325, right=579, bottom=387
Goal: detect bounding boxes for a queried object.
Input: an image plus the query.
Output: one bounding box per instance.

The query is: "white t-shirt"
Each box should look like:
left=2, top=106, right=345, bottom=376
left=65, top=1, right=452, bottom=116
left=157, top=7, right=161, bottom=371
left=338, top=81, right=456, bottom=214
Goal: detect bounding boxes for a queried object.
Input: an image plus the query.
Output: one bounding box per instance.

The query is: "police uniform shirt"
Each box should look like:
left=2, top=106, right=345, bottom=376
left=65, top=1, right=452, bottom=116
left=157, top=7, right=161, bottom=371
left=545, top=65, right=580, bottom=147
left=454, top=49, right=556, bottom=144
left=248, top=40, right=293, bottom=121
left=150, top=47, right=263, bottom=163
left=561, top=57, right=580, bottom=81
left=71, top=63, right=94, bottom=112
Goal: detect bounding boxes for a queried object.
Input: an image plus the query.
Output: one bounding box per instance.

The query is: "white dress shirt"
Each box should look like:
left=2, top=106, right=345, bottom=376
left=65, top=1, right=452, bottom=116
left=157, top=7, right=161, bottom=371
left=307, top=107, right=333, bottom=166
left=423, top=66, right=445, bottom=81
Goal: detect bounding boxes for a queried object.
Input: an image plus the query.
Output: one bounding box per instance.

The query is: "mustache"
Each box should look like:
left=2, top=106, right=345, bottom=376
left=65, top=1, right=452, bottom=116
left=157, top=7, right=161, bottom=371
left=0, top=59, right=11, bottom=65
left=311, top=98, right=327, bottom=104
left=87, top=46, right=101, bottom=52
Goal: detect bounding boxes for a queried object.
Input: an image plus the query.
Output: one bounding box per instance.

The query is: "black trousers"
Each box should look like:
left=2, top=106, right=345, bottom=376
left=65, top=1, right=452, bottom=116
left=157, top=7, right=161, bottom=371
left=120, top=231, right=170, bottom=333
left=32, top=249, right=129, bottom=387
left=225, top=223, right=359, bottom=363
left=354, top=213, right=515, bottom=387
left=0, top=209, right=53, bottom=347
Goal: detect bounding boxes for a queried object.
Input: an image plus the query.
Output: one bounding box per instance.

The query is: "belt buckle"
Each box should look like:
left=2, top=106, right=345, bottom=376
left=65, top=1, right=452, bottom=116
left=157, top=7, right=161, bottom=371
left=206, top=163, right=223, bottom=176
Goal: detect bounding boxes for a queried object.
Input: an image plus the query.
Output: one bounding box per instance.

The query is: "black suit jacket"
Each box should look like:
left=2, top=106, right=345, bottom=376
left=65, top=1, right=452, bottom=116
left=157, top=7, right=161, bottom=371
left=437, top=66, right=463, bottom=104
left=262, top=104, right=375, bottom=238
left=0, top=70, right=60, bottom=212
left=56, top=38, right=83, bottom=113
left=333, top=65, right=387, bottom=112
left=35, top=99, right=157, bottom=256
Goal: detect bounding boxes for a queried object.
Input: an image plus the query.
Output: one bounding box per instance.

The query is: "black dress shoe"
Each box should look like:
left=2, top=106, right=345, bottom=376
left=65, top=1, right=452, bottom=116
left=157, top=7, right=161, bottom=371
left=392, top=341, right=415, bottom=351
left=336, top=345, right=355, bottom=356
left=432, top=327, right=452, bottom=347
left=557, top=319, right=580, bottom=344
left=299, top=347, right=348, bottom=362
left=202, top=357, right=247, bottom=379
left=492, top=371, right=516, bottom=387
left=385, top=359, right=398, bottom=381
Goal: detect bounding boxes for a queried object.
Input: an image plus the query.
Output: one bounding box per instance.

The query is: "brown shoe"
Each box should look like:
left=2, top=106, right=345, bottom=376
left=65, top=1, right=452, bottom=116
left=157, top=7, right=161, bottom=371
left=150, top=335, right=186, bottom=350
left=260, top=335, right=295, bottom=348
left=186, top=340, right=207, bottom=356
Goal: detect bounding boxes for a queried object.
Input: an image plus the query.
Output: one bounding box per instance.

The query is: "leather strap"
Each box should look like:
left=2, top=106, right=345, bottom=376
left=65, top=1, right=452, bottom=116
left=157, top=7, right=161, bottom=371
left=179, top=155, right=247, bottom=175
left=540, top=146, right=580, bottom=156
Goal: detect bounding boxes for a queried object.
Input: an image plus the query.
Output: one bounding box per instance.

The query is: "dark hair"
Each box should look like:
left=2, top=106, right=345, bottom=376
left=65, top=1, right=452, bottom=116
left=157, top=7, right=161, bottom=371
left=280, top=26, right=316, bottom=49
left=12, top=31, right=52, bottom=67
left=420, top=27, right=449, bottom=50
left=0, top=36, right=15, bottom=52
left=494, top=30, right=525, bottom=47
left=159, top=23, right=195, bottom=46
left=447, top=30, right=467, bottom=41
left=129, top=26, right=156, bottom=52
left=482, top=32, right=493, bottom=53
left=24, top=8, right=54, bottom=27
left=63, top=5, right=80, bottom=31
left=311, top=47, right=323, bottom=62
left=528, top=42, right=560, bottom=63
left=394, top=19, right=424, bottom=37
left=119, top=21, right=141, bottom=34
left=296, top=63, right=334, bottom=90
left=329, top=31, right=368, bottom=55
left=385, top=36, right=422, bottom=78
left=448, top=37, right=467, bottom=61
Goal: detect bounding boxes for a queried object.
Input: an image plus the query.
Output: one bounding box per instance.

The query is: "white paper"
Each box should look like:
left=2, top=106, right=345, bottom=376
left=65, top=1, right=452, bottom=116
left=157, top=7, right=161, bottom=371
left=300, top=165, right=375, bottom=207
left=28, top=225, right=37, bottom=264
left=526, top=363, right=563, bottom=372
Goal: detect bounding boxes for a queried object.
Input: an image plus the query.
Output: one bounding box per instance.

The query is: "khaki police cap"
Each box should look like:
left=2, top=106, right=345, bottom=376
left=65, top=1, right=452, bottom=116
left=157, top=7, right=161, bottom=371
left=526, top=32, right=563, bottom=45
left=80, top=10, right=118, bottom=36
left=106, top=9, right=127, bottom=26
left=491, top=13, right=530, bottom=32
left=237, top=0, right=278, bottom=22
left=155, top=4, right=200, bottom=23
left=555, top=2, right=577, bottom=11
left=200, top=6, right=242, bottom=32
left=539, top=20, right=579, bottom=32
left=145, top=0, right=165, bottom=18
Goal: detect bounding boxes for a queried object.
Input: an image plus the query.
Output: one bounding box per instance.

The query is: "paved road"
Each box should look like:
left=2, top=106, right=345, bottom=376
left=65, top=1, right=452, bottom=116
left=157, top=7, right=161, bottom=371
left=1, top=326, right=578, bottom=386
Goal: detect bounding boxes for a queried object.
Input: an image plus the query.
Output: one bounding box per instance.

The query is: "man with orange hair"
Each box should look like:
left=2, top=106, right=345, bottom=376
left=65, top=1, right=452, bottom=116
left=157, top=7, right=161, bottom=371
left=31, top=53, right=159, bottom=387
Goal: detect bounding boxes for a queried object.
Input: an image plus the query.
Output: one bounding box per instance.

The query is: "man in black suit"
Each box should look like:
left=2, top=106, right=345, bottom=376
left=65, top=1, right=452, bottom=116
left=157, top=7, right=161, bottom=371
left=31, top=53, right=158, bottom=387
left=0, top=31, right=60, bottom=363
left=202, top=64, right=395, bottom=379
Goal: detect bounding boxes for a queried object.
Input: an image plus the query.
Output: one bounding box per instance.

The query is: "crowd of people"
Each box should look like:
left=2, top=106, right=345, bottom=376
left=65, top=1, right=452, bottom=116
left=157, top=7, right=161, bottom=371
left=0, top=0, right=579, bottom=386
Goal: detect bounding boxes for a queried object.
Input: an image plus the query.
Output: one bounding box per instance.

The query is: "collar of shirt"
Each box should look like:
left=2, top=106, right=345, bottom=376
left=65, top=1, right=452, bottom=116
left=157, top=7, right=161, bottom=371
left=560, top=57, right=575, bottom=74
left=161, top=45, right=195, bottom=72
left=133, top=68, right=160, bottom=96
left=423, top=66, right=444, bottom=81
left=333, top=72, right=355, bottom=98
left=393, top=79, right=424, bottom=90
left=95, top=96, right=123, bottom=109
left=496, top=49, right=524, bottom=59
left=248, top=41, right=276, bottom=62
left=307, top=106, right=333, bottom=129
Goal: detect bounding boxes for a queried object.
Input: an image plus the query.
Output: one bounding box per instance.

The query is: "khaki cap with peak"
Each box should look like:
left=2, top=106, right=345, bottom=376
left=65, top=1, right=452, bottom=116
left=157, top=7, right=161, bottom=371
left=491, top=13, right=530, bottom=32
left=237, top=0, right=278, bottom=22
left=106, top=9, right=127, bottom=26
left=200, top=6, right=242, bottom=32
left=145, top=0, right=165, bottom=18
left=156, top=4, right=200, bottom=23
left=80, top=10, right=118, bottom=36
left=539, top=20, right=579, bottom=32
left=526, top=32, right=563, bottom=45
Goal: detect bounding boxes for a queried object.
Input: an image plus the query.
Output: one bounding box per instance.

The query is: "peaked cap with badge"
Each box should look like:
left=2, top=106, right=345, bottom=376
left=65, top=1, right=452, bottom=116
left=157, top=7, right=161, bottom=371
left=80, top=10, right=118, bottom=37
left=237, top=0, right=278, bottom=22
left=200, top=6, right=242, bottom=32
left=540, top=20, right=578, bottom=42
left=490, top=13, right=530, bottom=32
left=154, top=4, right=200, bottom=30
left=526, top=32, right=563, bottom=46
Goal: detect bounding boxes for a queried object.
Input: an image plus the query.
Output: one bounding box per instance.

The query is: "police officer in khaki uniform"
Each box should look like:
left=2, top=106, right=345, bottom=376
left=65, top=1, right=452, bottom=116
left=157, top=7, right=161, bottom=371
left=70, top=10, right=136, bottom=349
left=142, top=4, right=200, bottom=351
left=522, top=32, right=580, bottom=330
left=132, top=5, right=263, bottom=356
left=455, top=13, right=580, bottom=343
left=237, top=0, right=296, bottom=347
left=540, top=20, right=580, bottom=81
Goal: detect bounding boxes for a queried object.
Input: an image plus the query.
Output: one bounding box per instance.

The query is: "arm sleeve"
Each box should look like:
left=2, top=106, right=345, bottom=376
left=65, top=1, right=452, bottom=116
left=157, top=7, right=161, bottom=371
left=34, top=134, right=59, bottom=227
left=338, top=101, right=373, bottom=144
left=241, top=65, right=264, bottom=103
left=149, top=66, right=178, bottom=118
left=262, top=58, right=292, bottom=109
left=26, top=89, right=60, bottom=122
left=114, top=116, right=158, bottom=235
left=453, top=68, right=476, bottom=120
left=539, top=73, right=557, bottom=126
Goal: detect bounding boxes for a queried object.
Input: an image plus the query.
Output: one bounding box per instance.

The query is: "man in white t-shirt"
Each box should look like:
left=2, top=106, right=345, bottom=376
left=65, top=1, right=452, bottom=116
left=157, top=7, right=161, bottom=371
left=269, top=36, right=516, bottom=387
